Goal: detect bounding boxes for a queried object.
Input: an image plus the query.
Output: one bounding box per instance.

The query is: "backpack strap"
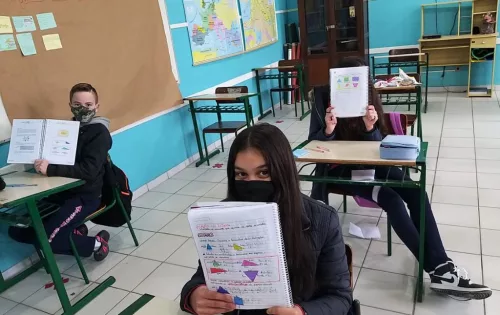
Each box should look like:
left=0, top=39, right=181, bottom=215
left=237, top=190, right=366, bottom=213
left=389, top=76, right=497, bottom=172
left=389, top=112, right=405, bottom=135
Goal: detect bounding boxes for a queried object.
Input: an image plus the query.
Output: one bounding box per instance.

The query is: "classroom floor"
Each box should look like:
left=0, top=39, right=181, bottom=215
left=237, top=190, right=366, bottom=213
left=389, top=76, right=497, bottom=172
left=2, top=91, right=500, bottom=315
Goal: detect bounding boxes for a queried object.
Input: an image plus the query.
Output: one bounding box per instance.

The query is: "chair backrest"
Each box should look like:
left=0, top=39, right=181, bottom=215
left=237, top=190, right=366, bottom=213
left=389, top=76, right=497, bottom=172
left=215, top=86, right=248, bottom=104
left=388, top=48, right=419, bottom=63
left=384, top=112, right=408, bottom=135
left=277, top=59, right=302, bottom=73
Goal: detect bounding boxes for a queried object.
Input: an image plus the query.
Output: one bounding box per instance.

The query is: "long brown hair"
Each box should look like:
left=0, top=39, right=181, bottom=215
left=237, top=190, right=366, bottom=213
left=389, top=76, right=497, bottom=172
left=334, top=57, right=387, bottom=140
left=226, top=124, right=316, bottom=301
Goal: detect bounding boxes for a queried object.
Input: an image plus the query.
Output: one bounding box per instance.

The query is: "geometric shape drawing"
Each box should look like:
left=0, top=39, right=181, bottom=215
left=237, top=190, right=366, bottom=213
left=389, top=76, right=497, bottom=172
left=207, top=244, right=213, bottom=250
left=352, top=76, right=360, bottom=82
left=212, top=260, right=221, bottom=267
left=234, top=296, right=244, bottom=305
left=244, top=270, right=258, bottom=282
left=353, top=83, right=359, bottom=88
left=217, top=286, right=230, bottom=294
left=210, top=268, right=227, bottom=274
left=233, top=244, right=244, bottom=251
left=242, top=260, right=258, bottom=267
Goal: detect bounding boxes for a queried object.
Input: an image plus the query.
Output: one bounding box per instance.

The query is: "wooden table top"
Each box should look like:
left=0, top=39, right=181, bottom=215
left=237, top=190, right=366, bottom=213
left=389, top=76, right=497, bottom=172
left=374, top=85, right=420, bottom=92
left=184, top=93, right=257, bottom=101
left=294, top=140, right=418, bottom=166
left=0, top=172, right=81, bottom=206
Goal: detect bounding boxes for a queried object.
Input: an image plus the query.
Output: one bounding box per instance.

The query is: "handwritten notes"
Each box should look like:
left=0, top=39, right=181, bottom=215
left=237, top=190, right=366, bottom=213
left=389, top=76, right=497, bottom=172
left=42, top=34, right=62, bottom=51
left=0, top=16, right=13, bottom=34
left=36, top=13, right=57, bottom=31
left=16, top=33, right=36, bottom=56
left=0, top=35, right=16, bottom=52
left=12, top=16, right=36, bottom=33
left=188, top=203, right=292, bottom=309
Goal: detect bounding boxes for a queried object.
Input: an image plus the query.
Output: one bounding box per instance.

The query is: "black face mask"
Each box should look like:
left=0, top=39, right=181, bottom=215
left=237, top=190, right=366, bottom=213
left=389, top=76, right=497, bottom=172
left=234, top=180, right=275, bottom=203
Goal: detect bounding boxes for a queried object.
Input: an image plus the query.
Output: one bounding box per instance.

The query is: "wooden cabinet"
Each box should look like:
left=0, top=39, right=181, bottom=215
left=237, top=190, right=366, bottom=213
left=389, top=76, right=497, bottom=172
left=297, top=0, right=369, bottom=88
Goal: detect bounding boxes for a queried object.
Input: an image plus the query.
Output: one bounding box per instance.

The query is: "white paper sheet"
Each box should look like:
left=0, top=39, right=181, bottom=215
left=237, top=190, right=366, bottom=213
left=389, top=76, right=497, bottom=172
left=349, top=222, right=381, bottom=239
left=330, top=66, right=369, bottom=118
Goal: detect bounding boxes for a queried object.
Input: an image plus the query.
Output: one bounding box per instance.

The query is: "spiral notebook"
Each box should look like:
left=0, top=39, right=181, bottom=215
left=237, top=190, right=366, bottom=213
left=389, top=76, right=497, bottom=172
left=329, top=66, right=369, bottom=118
left=188, top=202, right=292, bottom=309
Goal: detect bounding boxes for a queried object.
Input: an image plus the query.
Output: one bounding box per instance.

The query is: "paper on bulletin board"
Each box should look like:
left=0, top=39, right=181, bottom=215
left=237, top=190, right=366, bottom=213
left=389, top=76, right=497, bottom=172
left=0, top=34, right=16, bottom=51
left=16, top=33, right=36, bottom=56
left=12, top=16, right=36, bottom=32
left=36, top=12, right=57, bottom=30
left=0, top=16, right=13, bottom=34
left=42, top=34, right=62, bottom=50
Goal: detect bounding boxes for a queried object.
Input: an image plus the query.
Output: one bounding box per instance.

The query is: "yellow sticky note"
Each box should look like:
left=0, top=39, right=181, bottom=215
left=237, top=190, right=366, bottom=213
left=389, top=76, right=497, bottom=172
left=0, top=16, right=13, bottom=34
left=42, top=33, right=62, bottom=51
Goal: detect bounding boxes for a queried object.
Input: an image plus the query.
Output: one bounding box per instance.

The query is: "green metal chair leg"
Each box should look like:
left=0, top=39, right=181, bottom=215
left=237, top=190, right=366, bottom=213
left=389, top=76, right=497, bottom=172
left=35, top=247, right=49, bottom=274
left=202, top=132, right=210, bottom=166
left=343, top=195, right=347, bottom=213
left=279, top=91, right=283, bottom=110
left=116, top=190, right=139, bottom=247
left=70, top=235, right=90, bottom=284
left=387, top=218, right=392, bottom=256
left=270, top=92, right=276, bottom=117
left=294, top=90, right=298, bottom=117
left=219, top=133, right=224, bottom=152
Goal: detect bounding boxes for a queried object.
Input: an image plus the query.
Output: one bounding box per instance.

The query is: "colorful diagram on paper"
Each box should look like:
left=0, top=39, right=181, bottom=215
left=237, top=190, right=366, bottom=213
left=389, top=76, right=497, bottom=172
left=183, top=0, right=244, bottom=65
left=240, top=0, right=278, bottom=51
left=336, top=75, right=361, bottom=90
left=205, top=257, right=280, bottom=282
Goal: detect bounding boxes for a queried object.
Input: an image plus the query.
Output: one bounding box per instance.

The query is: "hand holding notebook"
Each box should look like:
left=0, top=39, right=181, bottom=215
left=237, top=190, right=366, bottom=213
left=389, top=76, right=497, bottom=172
left=329, top=66, right=369, bottom=118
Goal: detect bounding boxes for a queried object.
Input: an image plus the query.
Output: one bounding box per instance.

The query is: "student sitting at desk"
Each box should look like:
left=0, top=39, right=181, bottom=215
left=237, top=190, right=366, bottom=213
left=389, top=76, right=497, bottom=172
left=308, top=56, right=491, bottom=300
left=181, top=123, right=353, bottom=315
left=9, top=83, right=112, bottom=262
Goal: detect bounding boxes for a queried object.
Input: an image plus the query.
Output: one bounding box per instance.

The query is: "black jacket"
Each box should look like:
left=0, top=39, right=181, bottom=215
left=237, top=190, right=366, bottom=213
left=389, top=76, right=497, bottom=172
left=46, top=119, right=112, bottom=199
left=308, top=86, right=382, bottom=203
left=180, top=194, right=353, bottom=315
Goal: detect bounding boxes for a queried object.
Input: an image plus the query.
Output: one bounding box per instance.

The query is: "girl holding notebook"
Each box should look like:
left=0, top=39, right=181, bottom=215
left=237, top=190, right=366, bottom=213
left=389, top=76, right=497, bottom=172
left=308, top=56, right=491, bottom=300
left=181, top=123, right=353, bottom=315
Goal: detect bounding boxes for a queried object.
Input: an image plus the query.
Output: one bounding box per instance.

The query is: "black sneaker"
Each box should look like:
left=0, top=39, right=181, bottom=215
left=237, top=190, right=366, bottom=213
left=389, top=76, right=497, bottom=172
left=429, top=261, right=492, bottom=300
left=73, top=224, right=88, bottom=237
left=93, top=230, right=110, bottom=262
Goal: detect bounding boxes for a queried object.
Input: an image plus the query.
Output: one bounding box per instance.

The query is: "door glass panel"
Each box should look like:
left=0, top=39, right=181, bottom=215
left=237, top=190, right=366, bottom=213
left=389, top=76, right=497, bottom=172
left=305, top=0, right=328, bottom=55
left=334, top=0, right=358, bottom=52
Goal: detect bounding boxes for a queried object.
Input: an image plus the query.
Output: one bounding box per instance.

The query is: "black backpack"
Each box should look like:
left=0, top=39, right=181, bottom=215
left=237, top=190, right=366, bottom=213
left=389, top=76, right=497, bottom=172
left=91, top=157, right=133, bottom=227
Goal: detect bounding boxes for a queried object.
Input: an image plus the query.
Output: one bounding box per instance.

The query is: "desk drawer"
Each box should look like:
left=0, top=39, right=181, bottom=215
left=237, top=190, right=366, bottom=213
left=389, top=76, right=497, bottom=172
left=471, top=37, right=497, bottom=48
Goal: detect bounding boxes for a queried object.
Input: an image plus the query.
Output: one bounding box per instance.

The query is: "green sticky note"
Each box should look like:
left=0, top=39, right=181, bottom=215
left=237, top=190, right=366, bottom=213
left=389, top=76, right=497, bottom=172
left=36, top=12, right=57, bottom=30
left=16, top=33, right=36, bottom=56
left=12, top=16, right=36, bottom=32
left=0, top=34, right=16, bottom=51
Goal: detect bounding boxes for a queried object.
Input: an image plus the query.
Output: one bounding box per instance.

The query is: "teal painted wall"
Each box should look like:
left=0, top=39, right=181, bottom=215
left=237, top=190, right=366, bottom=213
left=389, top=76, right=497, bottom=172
left=1, top=0, right=289, bottom=273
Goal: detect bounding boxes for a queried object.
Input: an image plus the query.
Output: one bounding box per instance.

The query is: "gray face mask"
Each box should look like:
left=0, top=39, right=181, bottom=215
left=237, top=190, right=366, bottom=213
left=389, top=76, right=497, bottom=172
left=71, top=106, right=96, bottom=123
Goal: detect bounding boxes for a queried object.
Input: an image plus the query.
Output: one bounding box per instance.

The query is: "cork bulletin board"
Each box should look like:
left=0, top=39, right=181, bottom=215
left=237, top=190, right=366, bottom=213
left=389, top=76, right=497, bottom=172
left=0, top=0, right=182, bottom=132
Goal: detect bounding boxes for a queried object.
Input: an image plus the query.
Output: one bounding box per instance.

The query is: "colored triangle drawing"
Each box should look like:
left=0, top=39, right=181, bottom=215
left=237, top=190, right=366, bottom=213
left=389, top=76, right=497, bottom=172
left=217, top=286, right=229, bottom=294
left=234, top=296, right=244, bottom=305
left=210, top=268, right=227, bottom=273
left=241, top=260, right=258, bottom=267
left=353, top=83, right=358, bottom=87
left=233, top=244, right=244, bottom=251
left=244, top=270, right=258, bottom=282
left=212, top=260, right=221, bottom=267
left=206, top=244, right=213, bottom=250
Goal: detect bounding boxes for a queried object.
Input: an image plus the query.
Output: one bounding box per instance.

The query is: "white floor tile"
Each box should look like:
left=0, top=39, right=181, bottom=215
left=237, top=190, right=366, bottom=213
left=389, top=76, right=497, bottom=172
left=441, top=129, right=473, bottom=138
left=483, top=255, right=500, bottom=290
left=485, top=289, right=500, bottom=315
left=438, top=224, right=481, bottom=254
left=0, top=270, right=52, bottom=303
left=478, top=173, right=500, bottom=190
left=434, top=171, right=477, bottom=188
left=89, top=224, right=125, bottom=239
left=106, top=292, right=142, bottom=315
left=475, top=138, right=500, bottom=149
left=129, top=207, right=150, bottom=223
left=338, top=213, right=380, bottom=238
left=133, top=263, right=195, bottom=300
left=177, top=181, right=217, bottom=197
left=132, top=210, right=178, bottom=232
left=479, top=207, right=500, bottom=230
left=436, top=158, right=476, bottom=172
left=65, top=252, right=127, bottom=282
left=166, top=238, right=199, bottom=268
left=131, top=233, right=187, bottom=261
left=431, top=203, right=479, bottom=228
left=426, top=158, right=437, bottom=171
left=204, top=183, right=227, bottom=199
left=477, top=159, right=500, bottom=174
left=0, top=297, right=16, bottom=315
left=195, top=169, right=227, bottom=183
left=155, top=194, right=199, bottom=213
left=440, top=137, right=475, bottom=148
left=481, top=229, right=500, bottom=257
left=132, top=192, right=171, bottom=209
left=172, top=168, right=208, bottom=180
left=444, top=251, right=483, bottom=284
left=100, top=256, right=161, bottom=291
left=363, top=241, right=416, bottom=277
left=72, top=286, right=128, bottom=315
left=4, top=304, right=46, bottom=315
left=479, top=188, right=500, bottom=208
left=432, top=186, right=478, bottom=206
left=359, top=305, right=403, bottom=315
left=343, top=236, right=371, bottom=267
left=151, top=179, right=191, bottom=194
left=424, top=136, right=441, bottom=147
left=354, top=269, right=415, bottom=314
left=110, top=229, right=154, bottom=255
left=438, top=147, right=475, bottom=160
left=160, top=213, right=192, bottom=237
left=377, top=218, right=403, bottom=245
left=476, top=148, right=500, bottom=160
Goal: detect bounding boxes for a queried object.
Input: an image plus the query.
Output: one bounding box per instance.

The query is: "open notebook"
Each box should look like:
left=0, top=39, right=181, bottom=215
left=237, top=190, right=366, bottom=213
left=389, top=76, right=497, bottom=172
left=188, top=202, right=293, bottom=309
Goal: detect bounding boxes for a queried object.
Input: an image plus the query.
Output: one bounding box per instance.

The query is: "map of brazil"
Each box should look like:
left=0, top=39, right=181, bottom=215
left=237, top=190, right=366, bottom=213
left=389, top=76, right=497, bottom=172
left=184, top=0, right=244, bottom=65
left=240, top=0, right=277, bottom=51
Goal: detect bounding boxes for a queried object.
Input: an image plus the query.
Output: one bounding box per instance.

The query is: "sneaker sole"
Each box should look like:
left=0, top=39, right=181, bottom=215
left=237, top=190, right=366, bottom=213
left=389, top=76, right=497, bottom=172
left=430, top=286, right=492, bottom=300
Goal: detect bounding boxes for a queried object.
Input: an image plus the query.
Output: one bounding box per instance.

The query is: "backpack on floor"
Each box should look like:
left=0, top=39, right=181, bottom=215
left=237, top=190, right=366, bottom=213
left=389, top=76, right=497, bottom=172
left=91, top=157, right=133, bottom=227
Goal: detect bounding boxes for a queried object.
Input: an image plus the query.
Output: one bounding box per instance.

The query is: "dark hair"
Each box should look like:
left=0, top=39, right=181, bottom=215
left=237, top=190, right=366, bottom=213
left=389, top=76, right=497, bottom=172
left=69, top=83, right=98, bottom=103
left=227, top=123, right=315, bottom=300
left=334, top=56, right=387, bottom=140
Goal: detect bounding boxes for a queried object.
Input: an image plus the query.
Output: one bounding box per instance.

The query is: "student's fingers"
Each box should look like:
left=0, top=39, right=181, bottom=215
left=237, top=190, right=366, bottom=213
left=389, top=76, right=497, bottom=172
left=204, top=290, right=234, bottom=303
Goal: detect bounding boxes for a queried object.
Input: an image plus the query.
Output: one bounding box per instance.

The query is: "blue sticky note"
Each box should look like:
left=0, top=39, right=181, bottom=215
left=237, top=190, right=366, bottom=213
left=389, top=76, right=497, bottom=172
left=0, top=34, right=17, bottom=51
left=293, top=149, right=308, bottom=158
left=36, top=13, right=57, bottom=30
left=12, top=16, right=36, bottom=32
left=16, top=33, right=36, bottom=56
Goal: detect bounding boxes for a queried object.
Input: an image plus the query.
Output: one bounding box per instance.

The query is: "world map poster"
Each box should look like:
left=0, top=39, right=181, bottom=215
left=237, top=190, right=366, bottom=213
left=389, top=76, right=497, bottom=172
left=240, top=0, right=278, bottom=51
left=184, top=0, right=244, bottom=65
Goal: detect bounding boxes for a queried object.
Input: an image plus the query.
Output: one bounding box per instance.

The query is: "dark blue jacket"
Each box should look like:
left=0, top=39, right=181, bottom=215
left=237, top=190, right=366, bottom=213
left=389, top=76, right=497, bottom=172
left=307, top=86, right=382, bottom=203
left=180, top=194, right=353, bottom=315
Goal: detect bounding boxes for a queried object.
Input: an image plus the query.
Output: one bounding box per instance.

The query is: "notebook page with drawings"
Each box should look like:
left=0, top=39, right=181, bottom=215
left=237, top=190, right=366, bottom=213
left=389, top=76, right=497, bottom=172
left=188, top=203, right=292, bottom=310
left=329, top=66, right=369, bottom=118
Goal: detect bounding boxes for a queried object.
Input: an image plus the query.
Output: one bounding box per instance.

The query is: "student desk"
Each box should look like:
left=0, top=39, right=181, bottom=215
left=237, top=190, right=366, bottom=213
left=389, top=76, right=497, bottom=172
left=252, top=65, right=310, bottom=121
left=184, top=93, right=258, bottom=167
left=293, top=140, right=428, bottom=302
left=375, top=85, right=423, bottom=140
left=119, top=294, right=187, bottom=315
left=0, top=171, right=115, bottom=315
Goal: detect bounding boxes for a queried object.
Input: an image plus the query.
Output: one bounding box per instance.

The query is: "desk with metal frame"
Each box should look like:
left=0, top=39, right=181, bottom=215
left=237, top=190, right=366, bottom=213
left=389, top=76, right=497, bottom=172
left=252, top=65, right=310, bottom=121
left=0, top=171, right=115, bottom=315
left=294, top=140, right=428, bottom=302
left=184, top=93, right=258, bottom=167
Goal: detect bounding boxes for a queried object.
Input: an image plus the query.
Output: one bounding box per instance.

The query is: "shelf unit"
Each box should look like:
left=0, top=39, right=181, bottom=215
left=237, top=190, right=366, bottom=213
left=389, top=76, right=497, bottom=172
left=420, top=0, right=498, bottom=97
